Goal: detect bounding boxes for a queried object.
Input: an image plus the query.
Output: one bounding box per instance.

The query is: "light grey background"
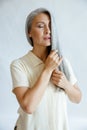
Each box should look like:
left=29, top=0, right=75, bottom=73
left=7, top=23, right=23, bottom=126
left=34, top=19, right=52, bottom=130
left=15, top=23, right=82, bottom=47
left=0, top=0, right=87, bottom=130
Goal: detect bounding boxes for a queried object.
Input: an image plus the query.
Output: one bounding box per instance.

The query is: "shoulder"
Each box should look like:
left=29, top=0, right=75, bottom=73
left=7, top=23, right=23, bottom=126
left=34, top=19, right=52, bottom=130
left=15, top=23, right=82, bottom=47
left=10, top=58, right=22, bottom=68
left=10, top=51, right=31, bottom=68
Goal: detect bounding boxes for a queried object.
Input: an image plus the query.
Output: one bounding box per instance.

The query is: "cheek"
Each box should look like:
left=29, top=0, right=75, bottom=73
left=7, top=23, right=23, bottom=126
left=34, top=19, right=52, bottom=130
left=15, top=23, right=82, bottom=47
left=31, top=30, right=43, bottom=40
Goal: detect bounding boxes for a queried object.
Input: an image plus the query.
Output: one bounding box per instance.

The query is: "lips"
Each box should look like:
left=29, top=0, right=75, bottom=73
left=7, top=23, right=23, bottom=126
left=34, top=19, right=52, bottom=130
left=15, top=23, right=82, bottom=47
left=44, top=36, right=51, bottom=40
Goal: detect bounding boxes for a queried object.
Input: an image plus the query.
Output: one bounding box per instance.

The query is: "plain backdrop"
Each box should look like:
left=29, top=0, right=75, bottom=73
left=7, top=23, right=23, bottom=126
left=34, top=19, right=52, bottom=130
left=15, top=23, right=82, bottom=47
left=0, top=0, right=87, bottom=130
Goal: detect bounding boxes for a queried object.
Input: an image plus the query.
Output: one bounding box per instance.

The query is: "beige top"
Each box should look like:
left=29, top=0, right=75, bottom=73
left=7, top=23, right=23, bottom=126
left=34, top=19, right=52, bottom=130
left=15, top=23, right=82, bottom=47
left=10, top=51, right=77, bottom=130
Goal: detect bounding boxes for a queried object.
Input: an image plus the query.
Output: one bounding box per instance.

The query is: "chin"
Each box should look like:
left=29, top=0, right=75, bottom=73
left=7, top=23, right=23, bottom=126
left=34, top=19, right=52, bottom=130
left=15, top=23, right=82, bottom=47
left=43, top=42, right=51, bottom=46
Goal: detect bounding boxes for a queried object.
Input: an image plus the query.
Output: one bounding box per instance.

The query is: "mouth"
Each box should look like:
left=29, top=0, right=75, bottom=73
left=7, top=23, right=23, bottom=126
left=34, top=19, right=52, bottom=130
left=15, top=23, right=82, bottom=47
left=44, top=37, right=51, bottom=40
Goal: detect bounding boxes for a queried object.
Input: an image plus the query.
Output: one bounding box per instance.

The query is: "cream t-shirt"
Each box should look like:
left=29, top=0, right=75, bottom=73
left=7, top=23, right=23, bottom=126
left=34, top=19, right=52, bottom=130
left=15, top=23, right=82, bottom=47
left=10, top=51, right=77, bottom=130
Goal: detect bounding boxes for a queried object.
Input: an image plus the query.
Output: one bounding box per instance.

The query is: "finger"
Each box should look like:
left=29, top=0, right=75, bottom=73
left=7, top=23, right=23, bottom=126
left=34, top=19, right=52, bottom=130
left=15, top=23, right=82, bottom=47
left=51, top=80, right=58, bottom=86
left=53, top=69, right=60, bottom=73
left=52, top=77, right=61, bottom=83
left=52, top=72, right=62, bottom=77
left=51, top=77, right=59, bottom=83
left=50, top=50, right=58, bottom=57
left=53, top=54, right=59, bottom=60
left=58, top=57, right=63, bottom=66
left=53, top=81, right=58, bottom=86
left=57, top=71, right=63, bottom=75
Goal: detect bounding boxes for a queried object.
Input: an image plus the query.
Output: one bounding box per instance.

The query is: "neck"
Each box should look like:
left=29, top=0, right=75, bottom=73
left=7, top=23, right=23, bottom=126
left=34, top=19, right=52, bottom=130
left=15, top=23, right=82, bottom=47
left=32, top=46, right=49, bottom=62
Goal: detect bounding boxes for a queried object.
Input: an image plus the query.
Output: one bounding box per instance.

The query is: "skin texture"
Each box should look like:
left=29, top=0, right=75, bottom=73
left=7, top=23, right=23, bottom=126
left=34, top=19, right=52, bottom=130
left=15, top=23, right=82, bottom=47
left=13, top=13, right=82, bottom=114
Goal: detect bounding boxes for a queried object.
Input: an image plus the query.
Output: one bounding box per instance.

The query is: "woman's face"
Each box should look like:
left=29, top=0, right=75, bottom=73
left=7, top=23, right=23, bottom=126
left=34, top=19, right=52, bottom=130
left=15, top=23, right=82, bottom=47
left=29, top=13, right=51, bottom=47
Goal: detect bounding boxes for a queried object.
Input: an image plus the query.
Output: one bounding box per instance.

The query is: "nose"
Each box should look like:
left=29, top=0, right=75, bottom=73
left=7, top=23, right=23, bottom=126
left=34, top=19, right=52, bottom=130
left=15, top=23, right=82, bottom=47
left=45, top=26, right=51, bottom=34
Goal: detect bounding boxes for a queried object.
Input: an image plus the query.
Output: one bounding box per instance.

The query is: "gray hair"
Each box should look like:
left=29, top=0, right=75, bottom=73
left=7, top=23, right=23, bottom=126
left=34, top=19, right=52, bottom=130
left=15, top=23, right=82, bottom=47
left=25, top=8, right=51, bottom=46
left=25, top=8, right=70, bottom=82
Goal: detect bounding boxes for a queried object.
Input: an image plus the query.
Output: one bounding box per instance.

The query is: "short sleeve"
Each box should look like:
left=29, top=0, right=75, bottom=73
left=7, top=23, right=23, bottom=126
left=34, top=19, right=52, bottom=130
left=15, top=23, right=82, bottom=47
left=64, top=58, right=77, bottom=85
left=10, top=59, right=29, bottom=90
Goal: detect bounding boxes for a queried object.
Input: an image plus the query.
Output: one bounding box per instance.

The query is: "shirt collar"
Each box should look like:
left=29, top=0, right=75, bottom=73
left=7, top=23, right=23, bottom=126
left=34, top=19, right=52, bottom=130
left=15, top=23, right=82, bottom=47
left=27, top=51, right=44, bottom=67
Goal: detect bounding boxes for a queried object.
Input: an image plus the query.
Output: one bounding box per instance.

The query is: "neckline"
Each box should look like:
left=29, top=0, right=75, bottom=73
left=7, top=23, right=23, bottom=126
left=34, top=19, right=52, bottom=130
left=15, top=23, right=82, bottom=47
left=30, top=50, right=45, bottom=63
left=28, top=51, right=44, bottom=65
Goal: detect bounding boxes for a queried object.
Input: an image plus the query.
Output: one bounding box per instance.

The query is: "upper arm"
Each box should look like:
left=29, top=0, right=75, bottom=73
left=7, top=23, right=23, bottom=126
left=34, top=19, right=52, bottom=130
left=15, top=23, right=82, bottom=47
left=13, top=87, right=29, bottom=107
left=10, top=59, right=29, bottom=90
left=10, top=59, right=30, bottom=108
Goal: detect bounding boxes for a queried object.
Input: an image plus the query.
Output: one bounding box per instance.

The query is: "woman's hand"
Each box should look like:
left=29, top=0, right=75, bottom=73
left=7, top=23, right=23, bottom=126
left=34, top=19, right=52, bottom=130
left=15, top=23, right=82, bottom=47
left=51, top=69, right=82, bottom=103
left=51, top=69, right=70, bottom=89
left=44, top=50, right=63, bottom=73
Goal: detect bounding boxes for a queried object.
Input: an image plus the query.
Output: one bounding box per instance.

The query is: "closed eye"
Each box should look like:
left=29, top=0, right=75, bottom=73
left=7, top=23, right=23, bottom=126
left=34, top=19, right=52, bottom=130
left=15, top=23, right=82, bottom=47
left=37, top=23, right=44, bottom=28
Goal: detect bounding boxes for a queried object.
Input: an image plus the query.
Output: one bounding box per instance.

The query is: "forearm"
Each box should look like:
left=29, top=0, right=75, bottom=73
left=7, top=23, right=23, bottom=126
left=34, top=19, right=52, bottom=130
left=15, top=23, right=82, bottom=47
left=14, top=50, right=62, bottom=114
left=23, top=69, right=52, bottom=113
left=51, top=70, right=82, bottom=103
left=65, top=82, right=82, bottom=103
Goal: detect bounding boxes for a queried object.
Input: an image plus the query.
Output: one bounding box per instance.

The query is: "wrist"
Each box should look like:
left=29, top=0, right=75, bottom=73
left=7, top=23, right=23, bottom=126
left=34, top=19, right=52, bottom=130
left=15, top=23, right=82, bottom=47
left=65, top=82, right=73, bottom=92
left=43, top=67, right=53, bottom=75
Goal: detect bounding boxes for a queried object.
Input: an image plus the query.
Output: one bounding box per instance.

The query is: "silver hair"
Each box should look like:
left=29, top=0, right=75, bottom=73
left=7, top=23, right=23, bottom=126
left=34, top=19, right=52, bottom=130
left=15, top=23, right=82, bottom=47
left=25, top=8, right=70, bottom=82
left=25, top=8, right=51, bottom=46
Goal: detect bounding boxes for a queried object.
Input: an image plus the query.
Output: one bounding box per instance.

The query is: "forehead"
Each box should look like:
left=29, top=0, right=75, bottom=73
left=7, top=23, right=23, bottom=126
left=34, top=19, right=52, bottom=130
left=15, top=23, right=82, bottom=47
left=32, top=13, right=50, bottom=24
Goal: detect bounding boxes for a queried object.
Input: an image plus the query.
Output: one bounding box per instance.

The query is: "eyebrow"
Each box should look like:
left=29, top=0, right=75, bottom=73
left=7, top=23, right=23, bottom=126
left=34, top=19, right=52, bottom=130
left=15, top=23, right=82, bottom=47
left=36, top=21, right=45, bottom=24
left=35, top=21, right=51, bottom=27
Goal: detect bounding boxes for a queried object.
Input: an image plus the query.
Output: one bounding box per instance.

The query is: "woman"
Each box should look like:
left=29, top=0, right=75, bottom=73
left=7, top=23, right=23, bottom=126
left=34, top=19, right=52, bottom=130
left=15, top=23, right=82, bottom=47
left=10, top=8, right=82, bottom=130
